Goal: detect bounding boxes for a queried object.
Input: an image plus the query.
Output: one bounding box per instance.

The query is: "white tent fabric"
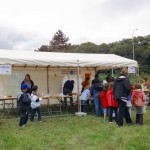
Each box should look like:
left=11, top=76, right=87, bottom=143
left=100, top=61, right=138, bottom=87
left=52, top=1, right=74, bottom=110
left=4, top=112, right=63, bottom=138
left=0, top=50, right=138, bottom=68
left=0, top=49, right=138, bottom=112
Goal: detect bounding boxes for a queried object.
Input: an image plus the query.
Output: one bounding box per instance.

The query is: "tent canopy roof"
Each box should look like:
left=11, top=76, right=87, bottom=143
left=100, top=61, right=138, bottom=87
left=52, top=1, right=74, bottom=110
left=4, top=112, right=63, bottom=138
left=0, top=49, right=138, bottom=69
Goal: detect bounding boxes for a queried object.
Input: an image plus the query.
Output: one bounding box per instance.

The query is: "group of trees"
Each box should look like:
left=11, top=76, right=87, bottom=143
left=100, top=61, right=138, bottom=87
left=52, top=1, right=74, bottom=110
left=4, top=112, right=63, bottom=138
left=35, top=30, right=150, bottom=74
left=36, top=30, right=71, bottom=52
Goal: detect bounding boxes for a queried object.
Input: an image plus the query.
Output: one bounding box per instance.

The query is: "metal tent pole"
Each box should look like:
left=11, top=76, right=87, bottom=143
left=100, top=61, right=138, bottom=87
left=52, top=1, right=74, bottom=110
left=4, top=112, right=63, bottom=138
left=47, top=66, right=49, bottom=94
left=77, top=60, right=81, bottom=112
left=112, top=68, right=114, bottom=77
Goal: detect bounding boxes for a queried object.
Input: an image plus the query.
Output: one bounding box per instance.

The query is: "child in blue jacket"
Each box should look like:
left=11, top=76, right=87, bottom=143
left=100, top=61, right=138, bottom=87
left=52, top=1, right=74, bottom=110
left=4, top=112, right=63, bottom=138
left=18, top=84, right=31, bottom=128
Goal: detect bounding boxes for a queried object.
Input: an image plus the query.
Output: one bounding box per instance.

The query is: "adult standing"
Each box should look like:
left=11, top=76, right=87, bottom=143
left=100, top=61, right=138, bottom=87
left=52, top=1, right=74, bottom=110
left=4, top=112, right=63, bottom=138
left=90, top=80, right=103, bottom=117
left=141, top=77, right=150, bottom=108
left=114, top=68, right=132, bottom=126
left=92, top=74, right=101, bottom=85
left=81, top=77, right=90, bottom=93
left=141, top=77, right=150, bottom=92
left=81, top=77, right=91, bottom=107
left=91, top=74, right=101, bottom=106
left=21, top=74, right=34, bottom=95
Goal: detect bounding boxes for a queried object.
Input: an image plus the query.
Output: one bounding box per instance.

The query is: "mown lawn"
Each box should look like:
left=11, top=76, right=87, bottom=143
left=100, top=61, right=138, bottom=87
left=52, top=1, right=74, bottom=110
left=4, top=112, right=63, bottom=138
left=0, top=106, right=150, bottom=150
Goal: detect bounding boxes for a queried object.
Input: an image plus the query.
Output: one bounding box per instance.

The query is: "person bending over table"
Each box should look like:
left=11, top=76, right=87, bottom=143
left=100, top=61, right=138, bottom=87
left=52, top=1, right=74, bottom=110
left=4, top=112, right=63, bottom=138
left=63, top=80, right=74, bottom=111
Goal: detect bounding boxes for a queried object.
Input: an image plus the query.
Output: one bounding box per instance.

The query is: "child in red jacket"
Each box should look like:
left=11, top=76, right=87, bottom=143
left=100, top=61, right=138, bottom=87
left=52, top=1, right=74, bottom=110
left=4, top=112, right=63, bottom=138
left=100, top=84, right=109, bottom=121
left=106, top=82, right=118, bottom=124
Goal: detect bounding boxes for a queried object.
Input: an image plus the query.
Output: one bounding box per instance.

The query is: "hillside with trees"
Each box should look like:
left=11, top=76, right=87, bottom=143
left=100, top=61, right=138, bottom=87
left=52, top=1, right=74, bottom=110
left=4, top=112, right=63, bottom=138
left=35, top=30, right=150, bottom=74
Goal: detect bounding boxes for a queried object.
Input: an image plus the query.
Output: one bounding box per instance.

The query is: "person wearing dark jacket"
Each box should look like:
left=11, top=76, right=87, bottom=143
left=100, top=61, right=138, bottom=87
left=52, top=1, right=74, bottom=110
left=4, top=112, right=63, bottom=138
left=114, top=68, right=132, bottom=126
left=21, top=74, right=34, bottom=95
left=18, top=83, right=31, bottom=128
left=90, top=81, right=103, bottom=117
left=92, top=74, right=100, bottom=85
left=63, top=80, right=74, bottom=111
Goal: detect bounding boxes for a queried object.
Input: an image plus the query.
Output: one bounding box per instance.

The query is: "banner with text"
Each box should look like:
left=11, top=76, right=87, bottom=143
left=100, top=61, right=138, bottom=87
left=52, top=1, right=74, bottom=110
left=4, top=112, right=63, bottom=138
left=0, top=65, right=12, bottom=75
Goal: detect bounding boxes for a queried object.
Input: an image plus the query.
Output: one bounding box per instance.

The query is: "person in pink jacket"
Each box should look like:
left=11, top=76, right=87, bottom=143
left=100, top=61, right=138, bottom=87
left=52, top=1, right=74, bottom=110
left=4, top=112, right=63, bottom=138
left=131, top=83, right=147, bottom=125
left=106, top=82, right=118, bottom=124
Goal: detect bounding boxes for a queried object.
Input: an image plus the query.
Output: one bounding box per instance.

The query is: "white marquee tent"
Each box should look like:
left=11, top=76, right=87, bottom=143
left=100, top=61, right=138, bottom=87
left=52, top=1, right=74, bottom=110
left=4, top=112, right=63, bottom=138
left=0, top=50, right=138, bottom=68
left=0, top=50, right=138, bottom=112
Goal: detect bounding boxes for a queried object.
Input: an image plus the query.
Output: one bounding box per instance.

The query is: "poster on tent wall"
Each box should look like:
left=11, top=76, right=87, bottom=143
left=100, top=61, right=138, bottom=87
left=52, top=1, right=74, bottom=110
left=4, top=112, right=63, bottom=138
left=0, top=65, right=12, bottom=75
left=128, top=66, right=136, bottom=73
left=61, top=69, right=81, bottom=75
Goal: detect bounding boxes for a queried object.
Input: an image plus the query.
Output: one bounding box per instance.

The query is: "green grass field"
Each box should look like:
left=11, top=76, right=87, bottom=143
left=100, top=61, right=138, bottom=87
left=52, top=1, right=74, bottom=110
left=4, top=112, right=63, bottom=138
left=0, top=106, right=150, bottom=150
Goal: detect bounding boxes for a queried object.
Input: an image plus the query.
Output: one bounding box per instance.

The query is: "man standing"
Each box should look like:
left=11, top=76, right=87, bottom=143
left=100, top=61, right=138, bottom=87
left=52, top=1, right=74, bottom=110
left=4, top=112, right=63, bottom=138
left=92, top=74, right=100, bottom=85
left=114, top=68, right=132, bottom=126
left=90, top=80, right=103, bottom=117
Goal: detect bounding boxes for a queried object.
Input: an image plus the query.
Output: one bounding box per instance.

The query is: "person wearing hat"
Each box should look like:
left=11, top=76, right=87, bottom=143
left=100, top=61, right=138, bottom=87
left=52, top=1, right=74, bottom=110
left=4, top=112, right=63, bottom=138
left=18, top=83, right=31, bottom=128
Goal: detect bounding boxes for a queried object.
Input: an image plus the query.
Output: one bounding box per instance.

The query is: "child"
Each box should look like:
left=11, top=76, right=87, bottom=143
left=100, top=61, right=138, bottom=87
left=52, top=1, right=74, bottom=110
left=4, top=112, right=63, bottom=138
left=127, top=95, right=132, bottom=117
left=127, top=85, right=135, bottom=117
left=18, top=83, right=31, bottom=128
left=106, top=82, right=118, bottom=124
left=30, top=85, right=42, bottom=122
left=100, top=84, right=109, bottom=121
left=131, top=83, right=147, bottom=125
left=80, top=84, right=91, bottom=113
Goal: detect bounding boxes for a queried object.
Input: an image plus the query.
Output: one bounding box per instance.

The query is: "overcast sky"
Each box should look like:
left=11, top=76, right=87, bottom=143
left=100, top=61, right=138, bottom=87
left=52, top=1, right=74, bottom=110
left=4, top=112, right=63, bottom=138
left=0, top=0, right=150, bottom=51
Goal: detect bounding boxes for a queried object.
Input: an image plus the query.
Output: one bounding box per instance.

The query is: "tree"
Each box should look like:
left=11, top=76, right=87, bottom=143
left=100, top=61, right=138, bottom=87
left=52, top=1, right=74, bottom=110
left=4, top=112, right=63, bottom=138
left=49, top=30, right=71, bottom=52
left=76, top=42, right=98, bottom=53
left=98, top=43, right=111, bottom=54
left=35, top=32, right=150, bottom=72
left=110, top=39, right=133, bottom=59
left=35, top=45, right=50, bottom=52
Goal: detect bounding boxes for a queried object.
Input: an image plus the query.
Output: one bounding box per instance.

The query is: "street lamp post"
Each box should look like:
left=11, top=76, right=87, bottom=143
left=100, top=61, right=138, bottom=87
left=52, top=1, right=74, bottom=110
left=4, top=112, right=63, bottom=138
left=132, top=29, right=138, bottom=60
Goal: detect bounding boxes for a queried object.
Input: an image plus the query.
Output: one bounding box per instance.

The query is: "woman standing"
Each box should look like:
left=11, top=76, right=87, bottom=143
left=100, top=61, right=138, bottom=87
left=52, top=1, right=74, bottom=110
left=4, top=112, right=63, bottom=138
left=21, top=74, right=34, bottom=95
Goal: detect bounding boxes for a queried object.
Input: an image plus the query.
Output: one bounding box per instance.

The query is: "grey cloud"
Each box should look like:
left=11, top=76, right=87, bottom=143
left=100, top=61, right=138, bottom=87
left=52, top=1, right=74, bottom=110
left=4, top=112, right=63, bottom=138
left=0, top=25, right=46, bottom=51
left=77, top=0, right=150, bottom=26
left=0, top=39, right=13, bottom=49
left=0, top=26, right=27, bottom=49
left=99, top=0, right=150, bottom=18
left=81, top=0, right=150, bottom=22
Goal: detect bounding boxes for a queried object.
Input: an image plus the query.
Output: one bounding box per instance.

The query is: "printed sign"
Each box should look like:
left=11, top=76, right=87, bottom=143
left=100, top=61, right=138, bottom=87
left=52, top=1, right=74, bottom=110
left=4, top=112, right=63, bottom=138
left=0, top=65, right=12, bottom=75
left=61, top=69, right=80, bottom=75
left=128, top=66, right=136, bottom=74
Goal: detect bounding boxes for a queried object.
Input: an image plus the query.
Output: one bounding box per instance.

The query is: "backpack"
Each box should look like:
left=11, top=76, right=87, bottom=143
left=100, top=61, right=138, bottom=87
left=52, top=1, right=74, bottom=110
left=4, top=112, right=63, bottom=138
left=17, top=92, right=23, bottom=109
left=94, top=83, right=103, bottom=92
